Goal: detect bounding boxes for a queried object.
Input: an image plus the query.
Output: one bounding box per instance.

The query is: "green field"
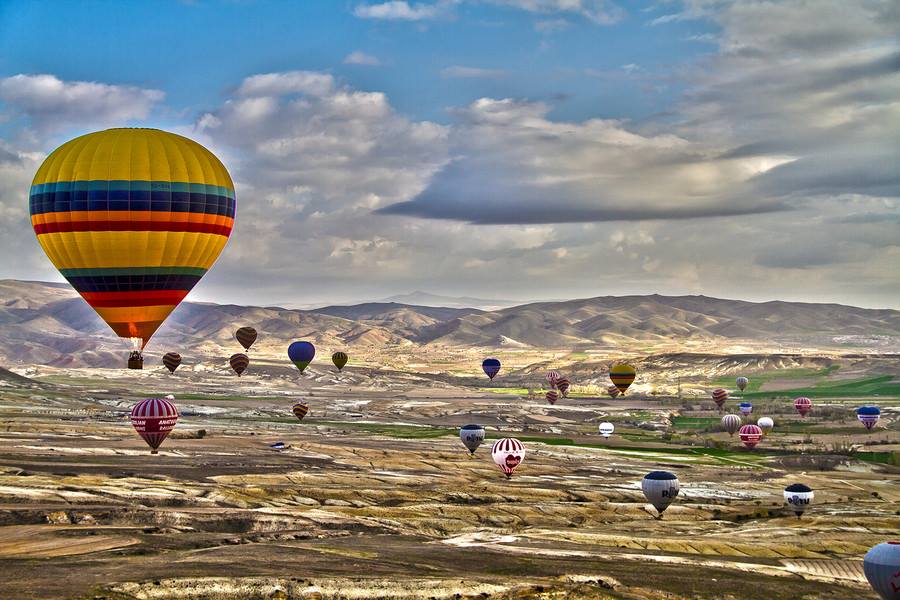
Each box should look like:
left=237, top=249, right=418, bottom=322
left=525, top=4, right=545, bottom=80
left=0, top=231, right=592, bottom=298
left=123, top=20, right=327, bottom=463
left=740, top=375, right=900, bottom=399
left=711, top=366, right=840, bottom=391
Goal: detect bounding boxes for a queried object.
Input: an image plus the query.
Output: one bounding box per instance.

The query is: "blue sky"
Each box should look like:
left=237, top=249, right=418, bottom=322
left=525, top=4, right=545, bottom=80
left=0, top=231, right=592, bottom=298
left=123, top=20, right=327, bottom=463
left=0, top=1, right=898, bottom=309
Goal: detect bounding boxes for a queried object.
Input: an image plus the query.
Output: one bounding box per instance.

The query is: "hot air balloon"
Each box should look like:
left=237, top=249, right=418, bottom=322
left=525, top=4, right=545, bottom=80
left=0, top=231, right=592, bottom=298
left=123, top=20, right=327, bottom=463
left=29, top=129, right=235, bottom=368
left=607, top=385, right=620, bottom=398
left=556, top=378, right=570, bottom=397
left=230, top=353, right=249, bottom=376
left=610, top=363, right=636, bottom=395
left=235, top=327, right=257, bottom=351
left=783, top=483, right=813, bottom=518
left=641, top=471, right=679, bottom=517
left=491, top=438, right=525, bottom=479
left=738, top=401, right=753, bottom=417
left=546, top=390, right=559, bottom=405
left=721, top=414, right=742, bottom=436
left=598, top=422, right=614, bottom=439
left=794, top=396, right=812, bottom=417
left=857, top=406, right=881, bottom=431
left=162, top=352, right=181, bottom=374
left=711, top=388, right=728, bottom=410
left=757, top=416, right=774, bottom=435
left=130, top=396, right=178, bottom=454
left=460, top=424, right=485, bottom=455
left=292, top=402, right=309, bottom=421
left=482, top=358, right=501, bottom=380
left=864, top=542, right=900, bottom=600
left=739, top=424, right=763, bottom=449
left=736, top=376, right=749, bottom=392
left=546, top=371, right=561, bottom=387
left=332, top=351, right=348, bottom=372
left=288, top=341, right=315, bottom=373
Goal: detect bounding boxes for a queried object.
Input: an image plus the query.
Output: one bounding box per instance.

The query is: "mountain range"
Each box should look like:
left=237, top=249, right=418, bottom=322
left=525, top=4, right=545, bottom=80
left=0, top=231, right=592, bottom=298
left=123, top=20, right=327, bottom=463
left=2, top=279, right=899, bottom=367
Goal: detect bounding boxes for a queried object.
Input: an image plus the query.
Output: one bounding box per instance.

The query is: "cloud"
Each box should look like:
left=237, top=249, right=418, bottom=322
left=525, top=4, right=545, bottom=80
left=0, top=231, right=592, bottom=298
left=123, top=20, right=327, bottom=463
left=534, top=18, right=570, bottom=33
left=488, top=0, right=624, bottom=24
left=0, top=74, right=164, bottom=137
left=352, top=1, right=454, bottom=20
left=235, top=71, right=335, bottom=97
left=440, top=66, right=506, bottom=78
left=343, top=51, right=382, bottom=66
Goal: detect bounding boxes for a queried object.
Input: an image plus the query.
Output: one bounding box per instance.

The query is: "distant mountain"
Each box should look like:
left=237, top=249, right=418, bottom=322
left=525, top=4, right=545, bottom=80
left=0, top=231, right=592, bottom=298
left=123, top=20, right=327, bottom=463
left=1, top=279, right=899, bottom=367
left=378, top=291, right=521, bottom=310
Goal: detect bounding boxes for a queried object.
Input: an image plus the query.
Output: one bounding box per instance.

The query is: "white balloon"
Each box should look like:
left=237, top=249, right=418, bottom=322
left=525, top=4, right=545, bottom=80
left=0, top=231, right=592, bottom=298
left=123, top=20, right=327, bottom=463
left=598, top=422, right=615, bottom=438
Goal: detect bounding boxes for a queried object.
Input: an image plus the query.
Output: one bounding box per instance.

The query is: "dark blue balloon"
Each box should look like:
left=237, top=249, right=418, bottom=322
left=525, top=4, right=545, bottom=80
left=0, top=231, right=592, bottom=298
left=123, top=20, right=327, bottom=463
left=482, top=358, right=501, bottom=380
left=857, top=406, right=880, bottom=416
left=288, top=341, right=316, bottom=363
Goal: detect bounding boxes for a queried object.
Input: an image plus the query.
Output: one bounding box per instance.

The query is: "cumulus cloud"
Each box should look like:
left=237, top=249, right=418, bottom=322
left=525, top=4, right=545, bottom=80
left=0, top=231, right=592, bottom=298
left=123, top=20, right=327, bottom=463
left=343, top=51, right=382, bottom=66
left=0, top=74, right=164, bottom=137
left=352, top=1, right=455, bottom=20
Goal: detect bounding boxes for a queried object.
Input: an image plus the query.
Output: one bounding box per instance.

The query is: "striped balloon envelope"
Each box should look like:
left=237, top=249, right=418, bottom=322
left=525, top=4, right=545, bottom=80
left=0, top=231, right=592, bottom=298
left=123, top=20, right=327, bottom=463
left=235, top=327, right=257, bottom=351
left=721, top=414, right=742, bottom=436
left=609, top=363, right=636, bottom=394
left=556, top=378, right=570, bottom=397
left=607, top=384, right=621, bottom=398
left=738, top=401, right=753, bottom=416
left=162, top=352, right=181, bottom=374
left=739, top=424, right=763, bottom=449
left=856, top=406, right=880, bottom=431
left=29, top=129, right=235, bottom=360
left=545, top=389, right=559, bottom=405
left=546, top=370, right=561, bottom=387
left=230, top=353, right=249, bottom=376
left=711, top=388, right=728, bottom=409
left=130, top=396, right=178, bottom=453
left=491, top=438, right=525, bottom=478
left=332, top=351, right=348, bottom=372
left=292, top=402, right=309, bottom=421
left=794, top=396, right=812, bottom=417
left=736, top=376, right=749, bottom=392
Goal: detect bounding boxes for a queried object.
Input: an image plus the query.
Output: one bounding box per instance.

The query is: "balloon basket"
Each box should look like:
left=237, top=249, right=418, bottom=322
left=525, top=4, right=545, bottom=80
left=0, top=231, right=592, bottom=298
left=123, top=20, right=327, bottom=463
left=150, top=449, right=159, bottom=455
left=128, top=353, right=144, bottom=370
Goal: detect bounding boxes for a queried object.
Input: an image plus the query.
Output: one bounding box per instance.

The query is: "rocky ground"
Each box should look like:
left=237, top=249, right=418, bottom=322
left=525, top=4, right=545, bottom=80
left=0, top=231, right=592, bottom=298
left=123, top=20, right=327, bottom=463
left=0, top=356, right=896, bottom=599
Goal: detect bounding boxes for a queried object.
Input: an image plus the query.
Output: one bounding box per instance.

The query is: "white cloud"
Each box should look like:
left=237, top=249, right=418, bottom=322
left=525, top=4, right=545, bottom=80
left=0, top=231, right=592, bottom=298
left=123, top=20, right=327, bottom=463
left=352, top=1, right=454, bottom=20
left=488, top=0, right=623, bottom=24
left=343, top=51, right=382, bottom=66
left=440, top=66, right=506, bottom=78
left=0, top=74, right=164, bottom=137
left=235, top=71, right=335, bottom=97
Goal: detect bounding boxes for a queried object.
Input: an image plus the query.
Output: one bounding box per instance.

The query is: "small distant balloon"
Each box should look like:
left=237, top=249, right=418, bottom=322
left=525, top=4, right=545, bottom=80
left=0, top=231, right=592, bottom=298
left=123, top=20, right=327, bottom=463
left=738, top=401, right=753, bottom=417
left=229, top=353, right=249, bottom=376
left=546, top=390, right=559, bottom=405
left=609, top=363, right=636, bottom=395
left=736, top=376, right=749, bottom=392
left=757, top=416, right=774, bottom=435
left=794, top=396, right=812, bottom=417
left=598, top=422, right=615, bottom=439
left=546, top=370, right=561, bottom=387
left=864, top=542, right=900, bottom=600
left=292, top=402, right=309, bottom=421
left=235, top=327, right=258, bottom=351
left=641, top=471, right=679, bottom=517
left=556, top=378, right=570, bottom=397
left=739, top=424, right=763, bottom=449
left=783, top=483, right=814, bottom=518
left=130, top=397, right=178, bottom=454
left=491, top=438, right=525, bottom=479
left=460, top=424, right=485, bottom=455
left=607, top=385, right=621, bottom=398
left=857, top=406, right=880, bottom=431
left=288, top=341, right=315, bottom=373
left=332, top=351, right=348, bottom=372
left=162, top=352, right=181, bottom=374
left=721, top=414, right=742, bottom=436
left=711, top=388, right=728, bottom=410
left=482, top=358, right=501, bottom=380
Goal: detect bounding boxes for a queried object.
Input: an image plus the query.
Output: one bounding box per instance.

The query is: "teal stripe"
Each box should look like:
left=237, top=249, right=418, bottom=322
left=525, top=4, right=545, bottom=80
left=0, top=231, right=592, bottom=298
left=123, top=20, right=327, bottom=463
left=60, top=266, right=208, bottom=277
left=30, top=180, right=235, bottom=199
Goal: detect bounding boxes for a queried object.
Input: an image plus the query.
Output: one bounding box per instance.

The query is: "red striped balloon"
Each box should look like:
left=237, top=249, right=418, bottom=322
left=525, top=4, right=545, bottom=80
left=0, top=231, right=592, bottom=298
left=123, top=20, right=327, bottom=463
left=607, top=385, right=620, bottom=398
left=546, top=371, right=561, bottom=387
left=556, top=378, right=570, bottom=397
left=131, top=397, right=178, bottom=453
left=162, top=352, right=181, bottom=374
left=491, top=437, right=525, bottom=478
left=546, top=390, right=559, bottom=405
left=739, top=424, right=763, bottom=449
left=794, top=397, right=812, bottom=416
left=235, top=327, right=258, bottom=351
left=711, top=388, right=728, bottom=409
left=230, top=353, right=249, bottom=376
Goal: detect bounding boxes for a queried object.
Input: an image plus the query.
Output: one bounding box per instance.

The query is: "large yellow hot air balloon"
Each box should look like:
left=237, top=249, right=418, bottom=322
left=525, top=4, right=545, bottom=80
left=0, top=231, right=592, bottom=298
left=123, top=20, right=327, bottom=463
left=609, top=363, right=636, bottom=394
left=29, top=129, right=235, bottom=367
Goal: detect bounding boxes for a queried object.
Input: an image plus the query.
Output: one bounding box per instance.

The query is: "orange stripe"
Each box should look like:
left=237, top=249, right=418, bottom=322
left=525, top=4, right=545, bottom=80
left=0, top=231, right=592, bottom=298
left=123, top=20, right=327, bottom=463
left=32, top=211, right=233, bottom=228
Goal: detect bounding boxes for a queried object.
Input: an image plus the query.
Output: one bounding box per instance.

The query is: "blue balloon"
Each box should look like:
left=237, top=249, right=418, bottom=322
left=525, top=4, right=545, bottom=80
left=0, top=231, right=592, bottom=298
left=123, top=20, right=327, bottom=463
left=288, top=341, right=316, bottom=372
left=482, top=358, right=501, bottom=380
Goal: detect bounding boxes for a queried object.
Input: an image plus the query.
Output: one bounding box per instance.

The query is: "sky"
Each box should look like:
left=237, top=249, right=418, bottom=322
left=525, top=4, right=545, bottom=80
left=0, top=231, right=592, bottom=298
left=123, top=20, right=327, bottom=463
left=0, top=0, right=898, bottom=309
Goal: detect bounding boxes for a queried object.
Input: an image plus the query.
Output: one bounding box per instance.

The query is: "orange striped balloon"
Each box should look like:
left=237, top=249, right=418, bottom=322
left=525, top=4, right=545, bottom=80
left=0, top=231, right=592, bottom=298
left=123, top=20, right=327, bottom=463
left=229, top=353, right=249, bottom=376
left=292, top=402, right=309, bottom=421
left=235, top=327, right=257, bottom=351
